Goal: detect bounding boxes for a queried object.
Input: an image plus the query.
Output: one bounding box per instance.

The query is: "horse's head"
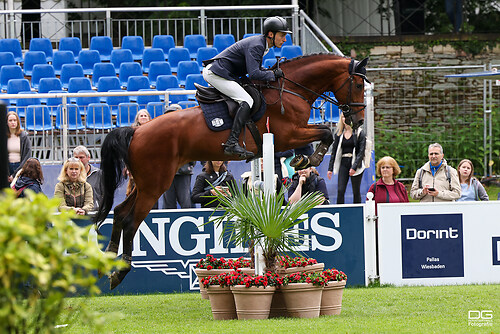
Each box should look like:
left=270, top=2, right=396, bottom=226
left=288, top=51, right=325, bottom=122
left=333, top=57, right=369, bottom=130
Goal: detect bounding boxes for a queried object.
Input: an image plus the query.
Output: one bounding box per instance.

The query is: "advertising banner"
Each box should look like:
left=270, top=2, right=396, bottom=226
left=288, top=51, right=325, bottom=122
left=94, top=205, right=366, bottom=294
left=378, top=201, right=500, bottom=286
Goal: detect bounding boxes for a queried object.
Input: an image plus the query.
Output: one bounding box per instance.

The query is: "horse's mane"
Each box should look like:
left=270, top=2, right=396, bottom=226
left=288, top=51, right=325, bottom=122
left=278, top=52, right=350, bottom=67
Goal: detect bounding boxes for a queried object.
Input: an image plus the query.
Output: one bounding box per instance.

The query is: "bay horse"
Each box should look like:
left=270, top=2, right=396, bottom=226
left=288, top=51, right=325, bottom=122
left=94, top=54, right=369, bottom=289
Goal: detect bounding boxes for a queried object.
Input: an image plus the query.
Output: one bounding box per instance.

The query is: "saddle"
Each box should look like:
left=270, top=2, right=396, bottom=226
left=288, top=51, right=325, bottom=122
left=195, top=83, right=263, bottom=118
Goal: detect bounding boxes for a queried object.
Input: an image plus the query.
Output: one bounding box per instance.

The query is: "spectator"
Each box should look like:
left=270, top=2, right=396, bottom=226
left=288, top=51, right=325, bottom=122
left=11, top=158, right=44, bottom=198
left=456, top=159, right=488, bottom=201
left=367, top=156, right=408, bottom=213
left=54, top=157, right=93, bottom=215
left=132, top=109, right=152, bottom=127
left=327, top=113, right=366, bottom=204
left=192, top=161, right=235, bottom=208
left=6, top=111, right=31, bottom=183
left=241, top=158, right=279, bottom=195
left=288, top=166, right=329, bottom=205
left=162, top=162, right=196, bottom=209
left=73, top=145, right=102, bottom=208
left=275, top=149, right=294, bottom=192
left=410, top=143, right=461, bottom=202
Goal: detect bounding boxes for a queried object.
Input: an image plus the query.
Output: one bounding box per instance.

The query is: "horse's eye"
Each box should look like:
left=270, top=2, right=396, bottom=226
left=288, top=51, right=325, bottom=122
left=356, top=84, right=363, bottom=89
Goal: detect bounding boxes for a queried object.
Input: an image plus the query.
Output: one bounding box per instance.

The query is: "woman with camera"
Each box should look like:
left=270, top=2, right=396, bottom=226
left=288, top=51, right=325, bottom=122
left=191, top=161, right=235, bottom=208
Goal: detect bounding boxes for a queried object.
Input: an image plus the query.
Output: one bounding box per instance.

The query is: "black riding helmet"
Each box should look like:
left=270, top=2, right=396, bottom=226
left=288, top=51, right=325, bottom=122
left=263, top=16, right=292, bottom=47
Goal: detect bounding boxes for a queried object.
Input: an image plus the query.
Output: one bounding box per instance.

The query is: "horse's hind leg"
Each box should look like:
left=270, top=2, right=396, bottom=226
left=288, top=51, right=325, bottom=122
left=109, top=192, right=159, bottom=290
left=105, top=188, right=137, bottom=254
left=290, top=125, right=333, bottom=168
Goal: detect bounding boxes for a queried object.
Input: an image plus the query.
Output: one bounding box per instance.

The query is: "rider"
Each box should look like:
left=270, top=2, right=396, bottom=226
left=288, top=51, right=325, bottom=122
left=202, top=16, right=291, bottom=159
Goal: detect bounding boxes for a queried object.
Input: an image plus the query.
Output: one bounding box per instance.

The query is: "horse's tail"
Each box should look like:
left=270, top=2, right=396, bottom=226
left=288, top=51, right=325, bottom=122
left=94, top=127, right=136, bottom=225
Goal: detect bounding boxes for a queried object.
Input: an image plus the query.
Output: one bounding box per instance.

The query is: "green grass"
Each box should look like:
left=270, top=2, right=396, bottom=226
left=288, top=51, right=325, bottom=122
left=62, top=284, right=500, bottom=333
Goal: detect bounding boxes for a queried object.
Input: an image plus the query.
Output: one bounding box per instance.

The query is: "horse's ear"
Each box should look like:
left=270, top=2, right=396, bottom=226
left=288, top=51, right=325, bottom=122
left=358, top=57, right=369, bottom=69
left=354, top=57, right=369, bottom=76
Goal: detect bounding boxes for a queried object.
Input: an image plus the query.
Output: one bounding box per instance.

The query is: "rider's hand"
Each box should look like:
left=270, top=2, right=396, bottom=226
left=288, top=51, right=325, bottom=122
left=274, top=68, right=284, bottom=79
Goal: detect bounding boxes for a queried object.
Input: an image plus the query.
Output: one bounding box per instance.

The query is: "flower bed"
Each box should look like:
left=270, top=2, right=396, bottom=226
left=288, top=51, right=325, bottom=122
left=195, top=254, right=252, bottom=270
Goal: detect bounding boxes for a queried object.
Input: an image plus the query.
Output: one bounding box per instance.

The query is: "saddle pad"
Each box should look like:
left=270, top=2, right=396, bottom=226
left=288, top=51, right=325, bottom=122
left=200, top=95, right=267, bottom=132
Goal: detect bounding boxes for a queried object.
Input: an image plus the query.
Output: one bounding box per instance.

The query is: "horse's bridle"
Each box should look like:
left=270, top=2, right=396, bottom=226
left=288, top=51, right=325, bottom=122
left=260, top=58, right=369, bottom=123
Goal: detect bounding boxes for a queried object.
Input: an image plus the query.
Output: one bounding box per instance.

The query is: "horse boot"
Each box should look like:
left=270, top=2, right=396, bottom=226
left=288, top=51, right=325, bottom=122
left=223, top=101, right=255, bottom=159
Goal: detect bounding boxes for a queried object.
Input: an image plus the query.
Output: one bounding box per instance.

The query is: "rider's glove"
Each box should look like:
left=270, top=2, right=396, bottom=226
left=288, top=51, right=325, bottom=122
left=273, top=68, right=284, bottom=79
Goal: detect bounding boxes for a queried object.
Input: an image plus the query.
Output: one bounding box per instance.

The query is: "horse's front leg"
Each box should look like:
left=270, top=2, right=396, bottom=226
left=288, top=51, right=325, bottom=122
left=289, top=125, right=333, bottom=168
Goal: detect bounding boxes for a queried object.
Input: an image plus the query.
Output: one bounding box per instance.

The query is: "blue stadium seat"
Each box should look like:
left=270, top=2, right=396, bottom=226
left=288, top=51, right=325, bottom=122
left=92, top=63, right=116, bottom=87
left=46, top=90, right=67, bottom=116
left=75, top=90, right=100, bottom=115
left=196, top=47, right=218, bottom=70
left=105, top=90, right=129, bottom=116
left=86, top=103, right=114, bottom=130
left=52, top=51, right=75, bottom=76
left=38, top=78, right=63, bottom=103
left=121, top=36, right=144, bottom=61
left=273, top=34, right=292, bottom=57
left=0, top=52, right=15, bottom=68
left=116, top=102, right=139, bottom=127
left=23, top=51, right=47, bottom=76
left=213, top=34, right=235, bottom=53
left=280, top=45, right=302, bottom=60
left=142, top=48, right=165, bottom=73
left=67, top=77, right=92, bottom=100
left=166, top=88, right=188, bottom=104
left=7, top=79, right=31, bottom=97
left=323, top=92, right=339, bottom=123
left=263, top=58, right=277, bottom=68
left=152, top=35, right=175, bottom=60
left=167, top=48, right=190, bottom=73
left=137, top=89, right=160, bottom=109
left=148, top=61, right=172, bottom=88
left=16, top=92, right=41, bottom=118
left=127, top=76, right=150, bottom=102
left=25, top=105, right=52, bottom=131
left=55, top=104, right=84, bottom=130
left=184, top=74, right=207, bottom=100
left=176, top=60, right=200, bottom=86
left=119, top=62, right=142, bottom=88
left=78, top=50, right=101, bottom=76
left=97, top=76, right=121, bottom=95
left=60, top=63, right=84, bottom=89
left=0, top=39, right=23, bottom=63
left=90, top=36, right=113, bottom=61
left=58, top=37, right=82, bottom=62
left=1, top=65, right=24, bottom=91
left=156, top=75, right=180, bottom=98
left=110, top=49, right=133, bottom=75
left=31, top=64, right=55, bottom=90
left=308, top=99, right=324, bottom=124
left=183, top=34, right=207, bottom=59
left=146, top=101, right=165, bottom=118
left=28, top=38, right=53, bottom=62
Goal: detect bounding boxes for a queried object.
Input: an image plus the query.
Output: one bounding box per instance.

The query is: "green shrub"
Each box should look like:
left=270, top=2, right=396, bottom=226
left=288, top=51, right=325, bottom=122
left=0, top=189, right=124, bottom=333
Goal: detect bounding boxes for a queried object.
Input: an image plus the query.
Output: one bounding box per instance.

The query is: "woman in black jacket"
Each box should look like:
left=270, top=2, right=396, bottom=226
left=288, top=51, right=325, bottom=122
left=191, top=161, right=235, bottom=208
left=12, top=158, right=44, bottom=197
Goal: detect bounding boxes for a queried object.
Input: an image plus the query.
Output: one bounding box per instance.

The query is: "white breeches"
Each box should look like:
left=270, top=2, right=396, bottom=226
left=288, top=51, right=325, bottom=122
left=202, top=65, right=254, bottom=108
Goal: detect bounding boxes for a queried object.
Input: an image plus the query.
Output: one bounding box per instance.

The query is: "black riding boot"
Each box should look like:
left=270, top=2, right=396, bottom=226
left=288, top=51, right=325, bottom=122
left=223, top=101, right=254, bottom=159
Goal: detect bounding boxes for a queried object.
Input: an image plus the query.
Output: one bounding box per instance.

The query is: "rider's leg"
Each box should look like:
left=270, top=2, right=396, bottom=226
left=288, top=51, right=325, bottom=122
left=203, top=66, right=254, bottom=159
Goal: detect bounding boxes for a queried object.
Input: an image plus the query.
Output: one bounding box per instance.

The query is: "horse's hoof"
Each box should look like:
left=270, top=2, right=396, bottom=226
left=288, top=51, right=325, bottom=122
left=109, top=272, right=121, bottom=290
left=290, top=155, right=310, bottom=170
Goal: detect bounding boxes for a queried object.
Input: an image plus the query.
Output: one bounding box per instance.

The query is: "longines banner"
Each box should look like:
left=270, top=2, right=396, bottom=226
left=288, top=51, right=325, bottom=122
left=378, top=201, right=500, bottom=286
left=92, top=205, right=366, bottom=294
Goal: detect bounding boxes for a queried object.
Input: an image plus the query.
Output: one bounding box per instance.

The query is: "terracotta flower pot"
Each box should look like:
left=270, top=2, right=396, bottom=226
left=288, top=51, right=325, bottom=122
left=280, top=282, right=324, bottom=318
left=195, top=268, right=254, bottom=300
left=276, top=262, right=325, bottom=275
left=230, top=285, right=276, bottom=320
left=269, top=287, right=289, bottom=318
left=320, top=280, right=346, bottom=316
left=206, top=285, right=237, bottom=320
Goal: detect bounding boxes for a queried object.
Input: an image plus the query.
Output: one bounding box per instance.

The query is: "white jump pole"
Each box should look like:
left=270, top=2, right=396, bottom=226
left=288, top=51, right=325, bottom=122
left=254, top=132, right=275, bottom=275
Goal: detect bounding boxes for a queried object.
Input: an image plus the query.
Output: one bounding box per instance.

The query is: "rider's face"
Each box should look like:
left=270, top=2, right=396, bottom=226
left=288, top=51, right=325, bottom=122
left=273, top=32, right=288, bottom=48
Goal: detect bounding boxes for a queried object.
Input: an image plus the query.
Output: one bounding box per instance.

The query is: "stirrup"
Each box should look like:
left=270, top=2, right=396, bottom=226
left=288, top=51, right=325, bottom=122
left=223, top=143, right=255, bottom=159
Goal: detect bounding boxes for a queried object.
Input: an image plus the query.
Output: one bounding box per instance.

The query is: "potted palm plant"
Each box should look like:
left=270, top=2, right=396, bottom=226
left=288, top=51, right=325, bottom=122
left=210, top=184, right=325, bottom=273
